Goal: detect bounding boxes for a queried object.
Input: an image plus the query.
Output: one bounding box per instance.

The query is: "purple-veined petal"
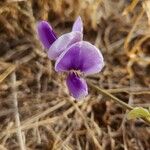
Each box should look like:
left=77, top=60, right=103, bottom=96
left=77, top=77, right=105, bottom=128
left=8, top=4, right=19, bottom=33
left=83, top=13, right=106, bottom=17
left=66, top=73, right=88, bottom=99
left=48, top=31, right=83, bottom=60
left=37, top=21, right=57, bottom=49
left=55, top=41, right=104, bottom=75
left=72, top=16, right=83, bottom=33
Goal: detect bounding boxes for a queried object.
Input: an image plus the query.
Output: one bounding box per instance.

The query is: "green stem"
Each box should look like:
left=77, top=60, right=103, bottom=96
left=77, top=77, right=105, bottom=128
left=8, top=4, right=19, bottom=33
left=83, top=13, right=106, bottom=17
left=88, top=81, right=150, bottom=125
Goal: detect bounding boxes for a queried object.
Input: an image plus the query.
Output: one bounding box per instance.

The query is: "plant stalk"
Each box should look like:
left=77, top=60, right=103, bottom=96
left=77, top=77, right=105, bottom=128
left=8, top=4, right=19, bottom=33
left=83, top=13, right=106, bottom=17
left=88, top=81, right=150, bottom=125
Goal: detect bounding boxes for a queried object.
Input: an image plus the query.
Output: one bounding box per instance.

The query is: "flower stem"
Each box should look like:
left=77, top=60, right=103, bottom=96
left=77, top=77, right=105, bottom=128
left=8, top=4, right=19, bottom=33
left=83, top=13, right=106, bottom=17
left=88, top=81, right=150, bottom=125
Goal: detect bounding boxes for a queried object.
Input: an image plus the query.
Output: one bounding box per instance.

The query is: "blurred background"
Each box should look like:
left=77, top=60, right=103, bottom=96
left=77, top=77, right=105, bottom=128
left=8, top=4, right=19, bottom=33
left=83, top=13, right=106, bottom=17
left=0, top=0, right=150, bottom=149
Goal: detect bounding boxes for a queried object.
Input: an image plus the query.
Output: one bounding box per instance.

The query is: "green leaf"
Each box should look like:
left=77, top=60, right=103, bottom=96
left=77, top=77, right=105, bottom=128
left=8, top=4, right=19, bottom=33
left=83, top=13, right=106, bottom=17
left=127, top=107, right=150, bottom=120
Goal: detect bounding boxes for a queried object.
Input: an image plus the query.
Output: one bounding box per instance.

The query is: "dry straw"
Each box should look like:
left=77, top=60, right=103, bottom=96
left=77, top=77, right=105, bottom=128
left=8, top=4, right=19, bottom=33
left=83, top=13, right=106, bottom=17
left=0, top=0, right=150, bottom=149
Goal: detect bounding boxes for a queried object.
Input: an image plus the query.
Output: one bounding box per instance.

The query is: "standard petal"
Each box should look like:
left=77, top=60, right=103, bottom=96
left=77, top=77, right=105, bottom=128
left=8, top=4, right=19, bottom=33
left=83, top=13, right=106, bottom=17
left=72, top=16, right=83, bottom=33
left=37, top=21, right=57, bottom=49
left=66, top=73, right=88, bottom=99
left=48, top=31, right=83, bottom=60
left=55, top=41, right=104, bottom=75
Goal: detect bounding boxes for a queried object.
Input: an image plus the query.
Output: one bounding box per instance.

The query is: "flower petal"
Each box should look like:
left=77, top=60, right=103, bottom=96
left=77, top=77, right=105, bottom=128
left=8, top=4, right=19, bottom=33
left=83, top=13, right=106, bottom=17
left=37, top=21, right=57, bottom=49
left=72, top=16, right=83, bottom=33
left=48, top=31, right=83, bottom=60
left=55, top=41, right=104, bottom=75
left=66, top=73, right=88, bottom=99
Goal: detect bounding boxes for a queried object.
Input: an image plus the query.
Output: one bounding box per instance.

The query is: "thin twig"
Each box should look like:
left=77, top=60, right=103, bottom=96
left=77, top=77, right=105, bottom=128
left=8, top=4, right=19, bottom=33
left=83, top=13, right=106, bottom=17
left=68, top=99, right=103, bottom=150
left=88, top=81, right=150, bottom=125
left=11, top=71, right=26, bottom=150
left=88, top=81, right=133, bottom=110
left=0, top=64, right=16, bottom=83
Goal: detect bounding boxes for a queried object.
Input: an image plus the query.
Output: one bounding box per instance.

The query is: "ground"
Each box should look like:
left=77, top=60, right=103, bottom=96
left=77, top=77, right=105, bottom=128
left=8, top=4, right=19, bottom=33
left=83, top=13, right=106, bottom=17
left=0, top=0, right=150, bottom=150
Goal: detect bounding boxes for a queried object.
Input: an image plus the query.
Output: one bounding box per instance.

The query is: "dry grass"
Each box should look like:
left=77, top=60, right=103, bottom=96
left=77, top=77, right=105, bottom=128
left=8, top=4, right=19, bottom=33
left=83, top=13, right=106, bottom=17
left=0, top=0, right=150, bottom=149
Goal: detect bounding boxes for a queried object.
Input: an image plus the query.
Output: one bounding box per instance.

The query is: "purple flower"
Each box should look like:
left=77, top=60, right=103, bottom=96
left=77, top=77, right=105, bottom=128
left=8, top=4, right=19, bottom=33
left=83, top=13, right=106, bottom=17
left=72, top=16, right=83, bottom=33
left=37, top=21, right=57, bottom=49
left=48, top=32, right=82, bottom=60
left=55, top=41, right=104, bottom=99
left=37, top=16, right=83, bottom=60
left=37, top=16, right=104, bottom=99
